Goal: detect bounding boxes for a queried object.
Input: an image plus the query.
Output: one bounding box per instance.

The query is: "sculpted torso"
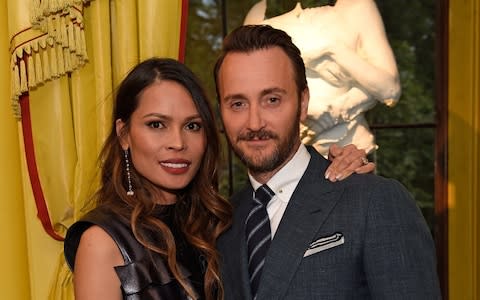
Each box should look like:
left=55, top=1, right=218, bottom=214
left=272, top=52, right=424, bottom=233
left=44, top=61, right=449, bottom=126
left=245, top=0, right=401, bottom=155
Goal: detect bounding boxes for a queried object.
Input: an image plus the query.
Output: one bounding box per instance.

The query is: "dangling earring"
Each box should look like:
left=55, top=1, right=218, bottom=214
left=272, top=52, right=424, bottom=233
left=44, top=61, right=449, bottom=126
left=124, top=149, right=134, bottom=196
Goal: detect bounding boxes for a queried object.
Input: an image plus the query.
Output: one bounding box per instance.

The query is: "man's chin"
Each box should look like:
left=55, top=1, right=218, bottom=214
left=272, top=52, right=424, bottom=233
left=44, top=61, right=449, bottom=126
left=239, top=153, right=279, bottom=173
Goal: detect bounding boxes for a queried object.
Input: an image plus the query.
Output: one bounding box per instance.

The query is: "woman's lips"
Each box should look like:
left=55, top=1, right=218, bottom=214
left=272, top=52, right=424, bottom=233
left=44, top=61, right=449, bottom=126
left=160, top=160, right=191, bottom=175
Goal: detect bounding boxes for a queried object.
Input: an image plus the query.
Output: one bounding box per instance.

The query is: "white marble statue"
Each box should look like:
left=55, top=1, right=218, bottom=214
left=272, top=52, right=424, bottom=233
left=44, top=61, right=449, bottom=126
left=244, top=0, right=401, bottom=156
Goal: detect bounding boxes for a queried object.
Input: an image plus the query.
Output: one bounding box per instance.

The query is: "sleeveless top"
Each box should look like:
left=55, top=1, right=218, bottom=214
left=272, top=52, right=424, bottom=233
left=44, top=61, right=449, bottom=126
left=64, top=205, right=205, bottom=299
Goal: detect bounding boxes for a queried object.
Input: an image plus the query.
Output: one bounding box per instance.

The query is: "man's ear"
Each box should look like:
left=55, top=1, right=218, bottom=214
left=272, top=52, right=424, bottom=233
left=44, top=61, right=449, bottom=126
left=300, top=87, right=310, bottom=122
left=115, top=119, right=129, bottom=150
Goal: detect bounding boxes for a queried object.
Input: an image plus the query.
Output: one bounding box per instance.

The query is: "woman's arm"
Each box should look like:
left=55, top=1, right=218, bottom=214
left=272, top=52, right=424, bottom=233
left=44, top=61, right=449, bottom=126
left=74, top=225, right=124, bottom=300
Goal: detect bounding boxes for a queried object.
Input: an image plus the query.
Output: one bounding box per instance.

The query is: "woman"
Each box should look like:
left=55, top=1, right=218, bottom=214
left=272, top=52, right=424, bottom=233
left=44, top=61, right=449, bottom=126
left=64, top=57, right=372, bottom=300
left=64, top=58, right=231, bottom=299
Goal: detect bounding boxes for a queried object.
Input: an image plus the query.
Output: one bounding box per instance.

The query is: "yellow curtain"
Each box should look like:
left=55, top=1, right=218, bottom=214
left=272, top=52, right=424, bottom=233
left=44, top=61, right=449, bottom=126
left=2, top=0, right=186, bottom=299
left=0, top=2, right=30, bottom=299
left=448, top=0, right=480, bottom=298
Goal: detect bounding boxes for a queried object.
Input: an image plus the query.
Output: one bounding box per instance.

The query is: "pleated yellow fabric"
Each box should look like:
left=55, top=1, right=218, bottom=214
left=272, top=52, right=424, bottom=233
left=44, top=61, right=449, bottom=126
left=0, top=3, right=31, bottom=299
left=4, top=0, right=185, bottom=299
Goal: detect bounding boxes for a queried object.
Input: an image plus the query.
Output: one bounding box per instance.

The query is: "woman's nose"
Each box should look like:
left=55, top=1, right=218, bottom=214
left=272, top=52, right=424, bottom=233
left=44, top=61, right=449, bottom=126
left=166, top=129, right=186, bottom=151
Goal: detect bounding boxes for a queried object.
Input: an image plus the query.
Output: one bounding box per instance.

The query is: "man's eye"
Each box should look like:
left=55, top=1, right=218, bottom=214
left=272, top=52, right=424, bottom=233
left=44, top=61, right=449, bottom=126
left=186, top=122, right=202, bottom=131
left=147, top=121, right=164, bottom=129
left=231, top=101, right=246, bottom=110
left=268, top=97, right=280, bottom=104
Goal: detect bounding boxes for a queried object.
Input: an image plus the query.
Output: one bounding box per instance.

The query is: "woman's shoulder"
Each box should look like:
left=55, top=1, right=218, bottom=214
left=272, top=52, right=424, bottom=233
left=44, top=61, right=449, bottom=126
left=77, top=224, right=120, bottom=253
left=64, top=207, right=129, bottom=271
left=74, top=224, right=124, bottom=271
left=69, top=211, right=125, bottom=299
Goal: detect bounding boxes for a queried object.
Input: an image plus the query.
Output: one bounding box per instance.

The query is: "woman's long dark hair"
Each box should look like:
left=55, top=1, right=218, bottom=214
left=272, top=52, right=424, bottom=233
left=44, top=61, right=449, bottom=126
left=95, top=57, right=231, bottom=300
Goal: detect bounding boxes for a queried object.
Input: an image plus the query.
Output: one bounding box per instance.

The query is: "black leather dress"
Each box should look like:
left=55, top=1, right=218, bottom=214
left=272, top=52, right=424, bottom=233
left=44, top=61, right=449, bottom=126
left=64, top=206, right=205, bottom=299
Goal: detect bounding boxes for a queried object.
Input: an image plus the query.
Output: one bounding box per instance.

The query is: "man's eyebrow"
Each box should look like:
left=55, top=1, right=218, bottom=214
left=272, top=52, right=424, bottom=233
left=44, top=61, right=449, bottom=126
left=260, top=87, right=287, bottom=97
left=222, top=93, right=247, bottom=102
left=222, top=87, right=287, bottom=102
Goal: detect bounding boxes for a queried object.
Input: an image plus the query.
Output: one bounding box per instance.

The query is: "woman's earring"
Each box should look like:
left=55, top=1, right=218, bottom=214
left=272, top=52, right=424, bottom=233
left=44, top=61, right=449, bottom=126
left=124, top=149, right=134, bottom=196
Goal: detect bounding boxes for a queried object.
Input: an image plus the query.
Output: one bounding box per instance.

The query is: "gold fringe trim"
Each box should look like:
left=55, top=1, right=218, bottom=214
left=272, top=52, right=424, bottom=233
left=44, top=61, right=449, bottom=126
left=10, top=0, right=92, bottom=118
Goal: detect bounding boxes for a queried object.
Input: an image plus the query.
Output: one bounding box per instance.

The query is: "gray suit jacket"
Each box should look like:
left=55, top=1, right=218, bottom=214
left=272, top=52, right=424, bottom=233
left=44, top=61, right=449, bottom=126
left=217, top=146, right=441, bottom=299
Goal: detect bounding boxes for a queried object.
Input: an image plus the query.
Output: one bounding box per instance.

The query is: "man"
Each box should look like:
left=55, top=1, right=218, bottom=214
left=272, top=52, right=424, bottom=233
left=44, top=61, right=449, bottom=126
left=214, top=25, right=441, bottom=299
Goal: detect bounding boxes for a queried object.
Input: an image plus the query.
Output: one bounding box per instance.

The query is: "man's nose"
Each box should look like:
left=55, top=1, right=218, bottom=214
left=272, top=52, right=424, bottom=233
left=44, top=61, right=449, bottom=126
left=247, top=104, right=265, bottom=131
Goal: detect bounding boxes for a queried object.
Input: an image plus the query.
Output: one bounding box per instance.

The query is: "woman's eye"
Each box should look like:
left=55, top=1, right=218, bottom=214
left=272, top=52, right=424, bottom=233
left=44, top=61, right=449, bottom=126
left=186, top=122, right=202, bottom=131
left=147, top=121, right=164, bottom=129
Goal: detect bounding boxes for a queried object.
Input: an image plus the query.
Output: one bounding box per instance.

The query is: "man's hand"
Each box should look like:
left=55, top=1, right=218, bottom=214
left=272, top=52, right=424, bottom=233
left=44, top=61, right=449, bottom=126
left=325, top=144, right=375, bottom=181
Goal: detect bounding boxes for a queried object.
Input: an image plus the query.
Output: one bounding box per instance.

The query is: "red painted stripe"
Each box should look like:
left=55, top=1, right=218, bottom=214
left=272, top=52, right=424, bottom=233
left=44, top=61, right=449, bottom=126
left=178, top=0, right=189, bottom=62
left=19, top=94, right=64, bottom=241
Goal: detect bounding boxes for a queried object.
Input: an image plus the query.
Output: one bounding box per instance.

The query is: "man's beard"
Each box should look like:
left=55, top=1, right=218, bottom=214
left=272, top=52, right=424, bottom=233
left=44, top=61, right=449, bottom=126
left=228, top=114, right=300, bottom=174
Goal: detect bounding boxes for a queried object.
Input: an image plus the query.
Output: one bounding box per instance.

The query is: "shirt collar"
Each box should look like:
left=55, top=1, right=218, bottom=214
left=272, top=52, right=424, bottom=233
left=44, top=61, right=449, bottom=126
left=249, top=144, right=311, bottom=203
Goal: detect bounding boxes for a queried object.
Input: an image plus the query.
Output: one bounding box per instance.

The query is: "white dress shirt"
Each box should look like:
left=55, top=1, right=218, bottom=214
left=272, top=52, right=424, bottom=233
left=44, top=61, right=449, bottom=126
left=249, top=144, right=311, bottom=237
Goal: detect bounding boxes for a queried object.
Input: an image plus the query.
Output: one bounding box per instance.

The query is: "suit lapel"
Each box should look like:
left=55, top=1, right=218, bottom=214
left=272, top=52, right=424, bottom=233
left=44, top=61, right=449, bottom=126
left=229, top=187, right=254, bottom=300
left=257, top=148, right=345, bottom=299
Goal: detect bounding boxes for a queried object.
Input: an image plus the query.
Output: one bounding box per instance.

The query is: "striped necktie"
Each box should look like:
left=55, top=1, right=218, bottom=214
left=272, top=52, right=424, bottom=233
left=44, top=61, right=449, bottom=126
left=245, top=184, right=275, bottom=299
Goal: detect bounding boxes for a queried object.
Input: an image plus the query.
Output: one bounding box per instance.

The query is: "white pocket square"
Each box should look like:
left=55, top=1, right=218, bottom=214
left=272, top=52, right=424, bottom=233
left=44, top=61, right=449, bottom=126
left=303, top=232, right=344, bottom=257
